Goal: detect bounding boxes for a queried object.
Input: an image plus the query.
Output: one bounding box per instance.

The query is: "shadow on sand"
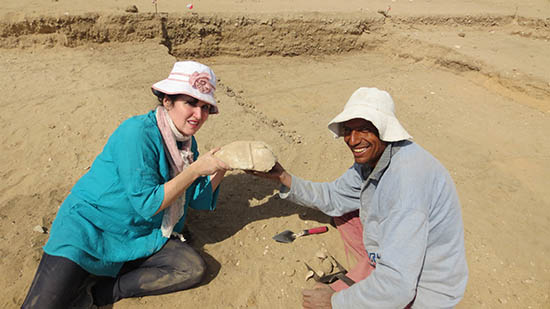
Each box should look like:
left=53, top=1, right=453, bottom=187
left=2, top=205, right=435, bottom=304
left=186, top=172, right=333, bottom=284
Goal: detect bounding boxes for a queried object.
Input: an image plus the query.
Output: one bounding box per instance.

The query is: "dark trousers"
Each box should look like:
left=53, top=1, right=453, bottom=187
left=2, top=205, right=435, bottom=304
left=22, top=239, right=206, bottom=308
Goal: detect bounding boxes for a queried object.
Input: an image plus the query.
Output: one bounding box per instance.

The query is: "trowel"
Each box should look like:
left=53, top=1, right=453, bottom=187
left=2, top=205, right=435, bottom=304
left=272, top=226, right=328, bottom=243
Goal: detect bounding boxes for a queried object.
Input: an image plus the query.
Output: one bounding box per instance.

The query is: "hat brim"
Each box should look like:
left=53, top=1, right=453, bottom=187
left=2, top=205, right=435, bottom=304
left=328, top=105, right=412, bottom=142
left=152, top=79, right=218, bottom=114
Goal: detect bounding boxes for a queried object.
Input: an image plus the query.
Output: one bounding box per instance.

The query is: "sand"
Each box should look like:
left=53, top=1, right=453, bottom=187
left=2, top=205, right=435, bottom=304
left=1, top=0, right=549, bottom=308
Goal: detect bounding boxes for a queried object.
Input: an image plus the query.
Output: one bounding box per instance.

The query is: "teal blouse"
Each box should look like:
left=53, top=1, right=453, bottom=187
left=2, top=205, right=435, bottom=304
left=44, top=110, right=219, bottom=277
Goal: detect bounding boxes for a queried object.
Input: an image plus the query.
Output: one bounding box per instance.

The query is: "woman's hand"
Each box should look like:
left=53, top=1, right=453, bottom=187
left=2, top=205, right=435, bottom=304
left=158, top=148, right=228, bottom=215
left=191, top=148, right=229, bottom=177
left=247, top=162, right=292, bottom=188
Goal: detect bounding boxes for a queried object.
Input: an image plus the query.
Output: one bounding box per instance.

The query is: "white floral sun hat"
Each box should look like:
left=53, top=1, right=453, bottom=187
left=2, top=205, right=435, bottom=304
left=152, top=61, right=219, bottom=114
left=328, top=87, right=412, bottom=142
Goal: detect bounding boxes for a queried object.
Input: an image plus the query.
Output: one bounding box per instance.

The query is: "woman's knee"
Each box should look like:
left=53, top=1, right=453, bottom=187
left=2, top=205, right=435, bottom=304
left=146, top=240, right=207, bottom=291
left=156, top=242, right=206, bottom=290
left=176, top=248, right=206, bottom=286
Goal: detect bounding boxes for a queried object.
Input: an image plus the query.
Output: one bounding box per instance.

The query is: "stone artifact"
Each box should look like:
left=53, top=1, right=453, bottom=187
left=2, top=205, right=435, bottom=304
left=214, top=141, right=277, bottom=172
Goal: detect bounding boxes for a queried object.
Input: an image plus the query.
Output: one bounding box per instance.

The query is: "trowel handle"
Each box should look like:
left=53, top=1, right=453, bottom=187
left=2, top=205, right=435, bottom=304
left=303, top=226, right=328, bottom=235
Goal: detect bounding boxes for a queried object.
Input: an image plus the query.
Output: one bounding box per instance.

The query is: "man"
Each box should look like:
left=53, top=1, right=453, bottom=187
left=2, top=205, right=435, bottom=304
left=257, top=87, right=468, bottom=308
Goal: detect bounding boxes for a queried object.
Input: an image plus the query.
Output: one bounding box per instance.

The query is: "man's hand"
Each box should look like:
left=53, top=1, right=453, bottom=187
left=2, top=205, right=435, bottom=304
left=246, top=162, right=292, bottom=188
left=302, top=283, right=335, bottom=309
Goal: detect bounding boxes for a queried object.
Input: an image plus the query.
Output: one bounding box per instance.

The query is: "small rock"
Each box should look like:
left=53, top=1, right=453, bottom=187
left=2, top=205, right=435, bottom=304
left=458, top=32, right=466, bottom=37
left=320, top=259, right=333, bottom=274
left=226, top=87, right=235, bottom=97
left=125, top=5, right=138, bottom=13
left=315, top=251, right=327, bottom=260
left=305, top=270, right=315, bottom=280
left=33, top=225, right=46, bottom=234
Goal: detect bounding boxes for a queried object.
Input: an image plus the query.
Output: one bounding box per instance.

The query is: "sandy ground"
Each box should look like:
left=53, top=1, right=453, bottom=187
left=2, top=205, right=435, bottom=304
left=1, top=0, right=550, bottom=308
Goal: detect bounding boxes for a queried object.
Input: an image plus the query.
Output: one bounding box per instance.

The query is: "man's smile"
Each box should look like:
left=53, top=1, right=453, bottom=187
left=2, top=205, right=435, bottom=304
left=352, top=144, right=371, bottom=155
left=343, top=118, right=387, bottom=167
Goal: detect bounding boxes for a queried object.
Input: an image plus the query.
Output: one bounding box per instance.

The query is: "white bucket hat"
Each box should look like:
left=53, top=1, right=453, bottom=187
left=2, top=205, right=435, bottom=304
left=328, top=87, right=412, bottom=142
left=152, top=61, right=219, bottom=114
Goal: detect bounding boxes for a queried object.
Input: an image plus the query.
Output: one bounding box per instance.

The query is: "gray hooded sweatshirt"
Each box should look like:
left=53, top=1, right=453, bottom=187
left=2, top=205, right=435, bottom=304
left=280, top=141, right=468, bottom=308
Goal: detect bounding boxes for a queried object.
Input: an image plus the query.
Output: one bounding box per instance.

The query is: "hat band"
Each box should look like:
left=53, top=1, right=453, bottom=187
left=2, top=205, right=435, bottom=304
left=168, top=71, right=216, bottom=94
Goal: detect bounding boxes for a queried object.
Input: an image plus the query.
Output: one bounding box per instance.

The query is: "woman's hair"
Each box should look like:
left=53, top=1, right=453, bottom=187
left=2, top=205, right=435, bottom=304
left=153, top=89, right=215, bottom=113
left=157, top=93, right=180, bottom=105
left=153, top=89, right=196, bottom=106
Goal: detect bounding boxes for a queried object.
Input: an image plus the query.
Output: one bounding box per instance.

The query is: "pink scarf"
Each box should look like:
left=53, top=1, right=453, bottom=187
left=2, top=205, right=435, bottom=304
left=155, top=106, right=194, bottom=238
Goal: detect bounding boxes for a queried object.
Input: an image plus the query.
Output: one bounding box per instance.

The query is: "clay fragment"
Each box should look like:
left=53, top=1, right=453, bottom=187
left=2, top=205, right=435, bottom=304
left=215, top=141, right=277, bottom=172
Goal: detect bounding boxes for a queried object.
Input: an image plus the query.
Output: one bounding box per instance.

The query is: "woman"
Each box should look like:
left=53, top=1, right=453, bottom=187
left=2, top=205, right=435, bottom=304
left=22, top=61, right=228, bottom=308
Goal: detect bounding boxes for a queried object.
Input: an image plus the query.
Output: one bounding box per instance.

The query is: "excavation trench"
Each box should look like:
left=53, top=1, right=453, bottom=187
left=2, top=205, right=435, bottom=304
left=2, top=13, right=548, bottom=57
left=1, top=13, right=549, bottom=105
left=0, top=13, right=379, bottom=57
